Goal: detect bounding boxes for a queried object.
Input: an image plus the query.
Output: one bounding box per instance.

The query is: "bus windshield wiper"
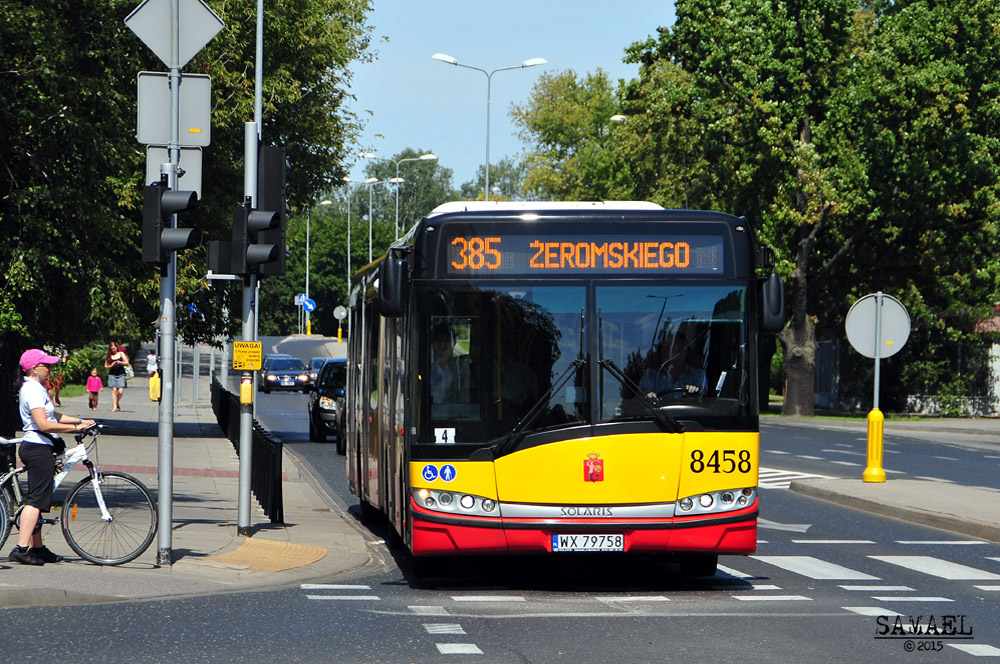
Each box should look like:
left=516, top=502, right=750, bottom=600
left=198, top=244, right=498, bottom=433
left=599, top=359, right=684, bottom=433
left=487, top=358, right=587, bottom=460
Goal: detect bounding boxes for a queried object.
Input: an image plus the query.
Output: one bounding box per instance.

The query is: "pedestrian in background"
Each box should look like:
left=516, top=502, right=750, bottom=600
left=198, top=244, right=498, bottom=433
left=10, top=349, right=96, bottom=566
left=86, top=367, right=103, bottom=410
left=146, top=348, right=158, bottom=378
left=45, top=352, right=67, bottom=407
left=104, top=342, right=130, bottom=412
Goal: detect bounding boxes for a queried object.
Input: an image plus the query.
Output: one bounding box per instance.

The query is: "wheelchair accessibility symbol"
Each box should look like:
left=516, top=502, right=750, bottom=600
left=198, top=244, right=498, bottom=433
left=422, top=464, right=438, bottom=482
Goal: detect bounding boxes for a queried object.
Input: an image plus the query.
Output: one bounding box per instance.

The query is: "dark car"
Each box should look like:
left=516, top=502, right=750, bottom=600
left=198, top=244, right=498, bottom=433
left=308, top=358, right=347, bottom=452
left=308, top=356, right=328, bottom=384
left=260, top=357, right=310, bottom=393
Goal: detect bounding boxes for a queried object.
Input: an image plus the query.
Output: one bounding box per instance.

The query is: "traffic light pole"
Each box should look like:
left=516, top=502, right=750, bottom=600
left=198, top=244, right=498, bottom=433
left=237, top=121, right=258, bottom=537
left=156, top=0, right=182, bottom=567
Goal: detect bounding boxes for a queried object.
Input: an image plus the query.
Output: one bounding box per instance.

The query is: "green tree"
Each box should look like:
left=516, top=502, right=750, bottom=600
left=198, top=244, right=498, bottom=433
left=0, top=0, right=374, bottom=435
left=458, top=157, right=530, bottom=201
left=513, top=0, right=1000, bottom=414
left=511, top=69, right=623, bottom=201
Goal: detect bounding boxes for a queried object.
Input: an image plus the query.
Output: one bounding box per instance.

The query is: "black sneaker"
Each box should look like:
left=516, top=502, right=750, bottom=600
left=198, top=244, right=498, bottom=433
left=31, top=546, right=64, bottom=563
left=8, top=546, right=45, bottom=566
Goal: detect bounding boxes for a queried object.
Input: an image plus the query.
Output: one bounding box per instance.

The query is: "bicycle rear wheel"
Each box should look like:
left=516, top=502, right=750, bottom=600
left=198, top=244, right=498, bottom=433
left=61, top=471, right=157, bottom=565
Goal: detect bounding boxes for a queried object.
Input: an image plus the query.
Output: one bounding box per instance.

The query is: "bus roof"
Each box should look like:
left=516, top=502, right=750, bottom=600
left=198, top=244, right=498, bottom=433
left=427, top=201, right=665, bottom=217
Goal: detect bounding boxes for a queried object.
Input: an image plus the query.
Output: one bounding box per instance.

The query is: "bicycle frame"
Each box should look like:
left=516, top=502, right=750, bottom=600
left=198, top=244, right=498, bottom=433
left=2, top=431, right=112, bottom=523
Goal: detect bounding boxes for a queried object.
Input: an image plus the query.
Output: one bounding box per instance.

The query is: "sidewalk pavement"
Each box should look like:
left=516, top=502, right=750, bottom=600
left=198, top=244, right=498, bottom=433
left=3, top=390, right=999, bottom=608
left=0, top=373, right=371, bottom=608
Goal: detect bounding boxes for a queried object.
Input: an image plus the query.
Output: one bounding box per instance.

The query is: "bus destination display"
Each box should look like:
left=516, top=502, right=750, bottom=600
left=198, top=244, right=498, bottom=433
left=445, top=233, right=726, bottom=276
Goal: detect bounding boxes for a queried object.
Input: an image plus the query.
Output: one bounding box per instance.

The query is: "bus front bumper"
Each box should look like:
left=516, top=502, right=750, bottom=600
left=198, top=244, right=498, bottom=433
left=408, top=498, right=758, bottom=557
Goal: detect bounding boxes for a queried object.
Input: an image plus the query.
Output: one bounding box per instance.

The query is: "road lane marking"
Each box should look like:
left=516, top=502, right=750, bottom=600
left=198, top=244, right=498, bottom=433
left=424, top=623, right=466, bottom=635
left=452, top=595, right=526, bottom=602
left=872, top=596, right=954, bottom=602
left=839, top=585, right=914, bottom=592
left=758, top=468, right=833, bottom=489
left=596, top=596, right=670, bottom=602
left=752, top=555, right=880, bottom=580
left=306, top=595, right=380, bottom=601
left=895, top=540, right=986, bottom=545
left=436, top=644, right=483, bottom=655
left=409, top=606, right=450, bottom=615
left=792, top=539, right=875, bottom=544
left=843, top=607, right=902, bottom=616
left=733, top=595, right=811, bottom=601
left=973, top=586, right=1000, bottom=591
left=869, top=556, right=1000, bottom=580
left=301, top=584, right=371, bottom=590
left=946, top=644, right=1000, bottom=657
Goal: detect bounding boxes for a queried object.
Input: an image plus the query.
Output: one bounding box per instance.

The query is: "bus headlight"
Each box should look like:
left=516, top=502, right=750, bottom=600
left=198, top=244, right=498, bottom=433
left=675, top=488, right=756, bottom=516
left=412, top=488, right=499, bottom=517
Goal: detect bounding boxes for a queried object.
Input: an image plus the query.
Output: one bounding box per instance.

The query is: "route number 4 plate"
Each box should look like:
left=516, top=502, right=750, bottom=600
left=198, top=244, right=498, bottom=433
left=551, top=534, right=625, bottom=552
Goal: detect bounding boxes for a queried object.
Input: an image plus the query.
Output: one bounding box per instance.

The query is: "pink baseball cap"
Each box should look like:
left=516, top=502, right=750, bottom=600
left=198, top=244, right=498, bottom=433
left=19, top=348, right=61, bottom=372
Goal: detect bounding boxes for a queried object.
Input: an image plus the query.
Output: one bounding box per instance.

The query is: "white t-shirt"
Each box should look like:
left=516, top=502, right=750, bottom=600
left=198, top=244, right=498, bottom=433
left=19, top=376, right=55, bottom=446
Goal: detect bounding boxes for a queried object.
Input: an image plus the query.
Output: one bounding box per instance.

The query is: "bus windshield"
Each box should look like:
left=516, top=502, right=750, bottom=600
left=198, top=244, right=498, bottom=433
left=414, top=282, right=750, bottom=452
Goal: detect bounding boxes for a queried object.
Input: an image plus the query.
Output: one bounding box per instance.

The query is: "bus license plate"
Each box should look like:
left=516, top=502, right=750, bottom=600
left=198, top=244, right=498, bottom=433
left=551, top=534, right=624, bottom=552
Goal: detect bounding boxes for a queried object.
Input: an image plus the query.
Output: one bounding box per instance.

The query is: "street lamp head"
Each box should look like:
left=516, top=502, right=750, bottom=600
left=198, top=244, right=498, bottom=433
left=319, top=199, right=332, bottom=206
left=342, top=175, right=352, bottom=183
left=432, top=53, right=458, bottom=66
left=610, top=114, right=627, bottom=123
left=360, top=152, right=377, bottom=160
left=419, top=153, right=437, bottom=161
left=389, top=177, right=404, bottom=184
left=365, top=177, right=379, bottom=184
left=521, top=57, right=547, bottom=68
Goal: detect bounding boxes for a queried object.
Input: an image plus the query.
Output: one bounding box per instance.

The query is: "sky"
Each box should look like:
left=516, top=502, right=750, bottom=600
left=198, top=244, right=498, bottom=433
left=346, top=0, right=677, bottom=189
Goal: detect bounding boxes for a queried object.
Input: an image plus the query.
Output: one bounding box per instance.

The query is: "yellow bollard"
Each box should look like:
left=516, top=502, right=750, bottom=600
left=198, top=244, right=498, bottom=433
left=337, top=324, right=342, bottom=343
left=862, top=408, right=886, bottom=483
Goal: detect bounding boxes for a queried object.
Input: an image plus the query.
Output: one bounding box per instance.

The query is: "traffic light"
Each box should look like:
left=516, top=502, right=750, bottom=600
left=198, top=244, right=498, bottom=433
left=257, top=145, right=290, bottom=277
left=142, top=178, right=201, bottom=274
left=230, top=199, right=281, bottom=275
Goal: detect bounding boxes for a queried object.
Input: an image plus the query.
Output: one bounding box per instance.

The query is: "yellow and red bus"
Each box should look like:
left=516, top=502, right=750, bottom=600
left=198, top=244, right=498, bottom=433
left=346, top=202, right=785, bottom=575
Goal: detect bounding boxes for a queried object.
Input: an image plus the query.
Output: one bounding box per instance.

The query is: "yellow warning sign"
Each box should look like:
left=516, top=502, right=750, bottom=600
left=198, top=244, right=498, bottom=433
left=233, top=341, right=263, bottom=371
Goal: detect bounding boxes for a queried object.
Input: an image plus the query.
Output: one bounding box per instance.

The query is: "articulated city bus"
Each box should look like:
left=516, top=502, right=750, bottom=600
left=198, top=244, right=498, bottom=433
left=346, top=201, right=785, bottom=575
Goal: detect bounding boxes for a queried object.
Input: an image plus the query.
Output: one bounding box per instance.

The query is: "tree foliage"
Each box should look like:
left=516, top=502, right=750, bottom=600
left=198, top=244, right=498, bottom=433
left=0, top=0, right=374, bottom=434
left=513, top=0, right=1000, bottom=414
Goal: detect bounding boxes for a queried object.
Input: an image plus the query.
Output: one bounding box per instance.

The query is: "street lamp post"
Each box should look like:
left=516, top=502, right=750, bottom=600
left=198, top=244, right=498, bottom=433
left=361, top=152, right=437, bottom=238
left=432, top=53, right=546, bottom=201
left=364, top=177, right=382, bottom=262
left=305, top=199, right=332, bottom=335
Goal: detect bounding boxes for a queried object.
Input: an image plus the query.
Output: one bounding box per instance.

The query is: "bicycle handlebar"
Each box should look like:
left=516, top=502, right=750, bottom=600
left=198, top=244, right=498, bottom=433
left=74, top=422, right=103, bottom=444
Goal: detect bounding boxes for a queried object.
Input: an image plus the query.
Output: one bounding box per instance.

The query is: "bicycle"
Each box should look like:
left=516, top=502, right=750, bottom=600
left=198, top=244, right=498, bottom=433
left=0, top=423, right=157, bottom=565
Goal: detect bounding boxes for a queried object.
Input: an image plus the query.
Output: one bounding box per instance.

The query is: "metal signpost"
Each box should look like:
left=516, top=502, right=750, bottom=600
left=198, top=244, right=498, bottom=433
left=845, top=292, right=910, bottom=483
left=126, top=0, right=223, bottom=565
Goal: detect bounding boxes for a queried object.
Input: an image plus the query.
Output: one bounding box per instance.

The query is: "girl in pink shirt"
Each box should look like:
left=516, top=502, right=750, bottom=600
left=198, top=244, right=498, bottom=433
left=86, top=368, right=104, bottom=410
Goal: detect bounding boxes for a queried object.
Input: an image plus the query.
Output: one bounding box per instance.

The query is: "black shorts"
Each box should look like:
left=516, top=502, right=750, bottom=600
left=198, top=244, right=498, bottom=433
left=19, top=442, right=56, bottom=512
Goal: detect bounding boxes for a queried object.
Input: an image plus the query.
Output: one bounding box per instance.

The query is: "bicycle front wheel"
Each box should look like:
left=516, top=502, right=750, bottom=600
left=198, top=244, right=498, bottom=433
left=0, top=484, right=13, bottom=551
left=61, top=472, right=157, bottom=565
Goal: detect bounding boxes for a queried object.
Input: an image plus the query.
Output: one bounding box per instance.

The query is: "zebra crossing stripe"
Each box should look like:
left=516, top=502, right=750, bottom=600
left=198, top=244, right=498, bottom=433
left=758, top=467, right=833, bottom=489
left=947, top=644, right=1000, bottom=657
left=752, top=556, right=880, bottom=580
left=410, top=606, right=450, bottom=615
left=436, top=644, right=483, bottom=655
left=843, top=607, right=902, bottom=617
left=424, top=624, right=466, bottom=635
left=869, top=556, right=1000, bottom=580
